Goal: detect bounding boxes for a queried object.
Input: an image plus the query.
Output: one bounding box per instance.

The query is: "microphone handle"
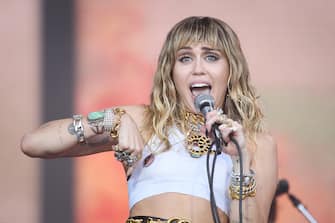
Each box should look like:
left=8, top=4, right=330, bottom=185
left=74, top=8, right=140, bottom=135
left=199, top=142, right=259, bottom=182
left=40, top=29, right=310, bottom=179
left=297, top=204, right=318, bottom=223
left=211, top=123, right=225, bottom=153
left=289, top=194, right=318, bottom=223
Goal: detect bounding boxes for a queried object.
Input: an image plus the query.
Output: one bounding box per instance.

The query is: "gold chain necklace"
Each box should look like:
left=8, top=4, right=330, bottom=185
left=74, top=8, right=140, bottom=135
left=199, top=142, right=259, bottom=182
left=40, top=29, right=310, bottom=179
left=184, top=111, right=212, bottom=158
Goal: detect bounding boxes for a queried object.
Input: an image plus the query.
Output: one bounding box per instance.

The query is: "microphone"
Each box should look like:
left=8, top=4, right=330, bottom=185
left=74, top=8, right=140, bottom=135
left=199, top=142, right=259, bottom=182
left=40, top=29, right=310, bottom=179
left=269, top=179, right=288, bottom=222
left=288, top=193, right=318, bottom=223
left=275, top=179, right=289, bottom=196
left=270, top=179, right=289, bottom=222
left=274, top=179, right=318, bottom=223
left=194, top=94, right=225, bottom=151
left=194, top=94, right=215, bottom=116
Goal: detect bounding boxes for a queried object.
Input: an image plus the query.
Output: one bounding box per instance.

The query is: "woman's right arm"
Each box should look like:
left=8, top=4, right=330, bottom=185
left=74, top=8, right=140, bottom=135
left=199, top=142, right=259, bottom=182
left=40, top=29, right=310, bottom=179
left=21, top=105, right=146, bottom=158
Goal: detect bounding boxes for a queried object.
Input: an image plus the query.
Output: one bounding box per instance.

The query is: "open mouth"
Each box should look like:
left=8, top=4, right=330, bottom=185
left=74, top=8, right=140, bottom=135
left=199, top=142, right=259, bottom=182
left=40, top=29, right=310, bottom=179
left=190, top=83, right=212, bottom=97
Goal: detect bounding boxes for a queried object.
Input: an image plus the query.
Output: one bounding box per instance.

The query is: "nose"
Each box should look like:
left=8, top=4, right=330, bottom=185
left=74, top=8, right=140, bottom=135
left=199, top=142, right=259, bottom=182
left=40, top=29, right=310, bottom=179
left=193, top=58, right=205, bottom=75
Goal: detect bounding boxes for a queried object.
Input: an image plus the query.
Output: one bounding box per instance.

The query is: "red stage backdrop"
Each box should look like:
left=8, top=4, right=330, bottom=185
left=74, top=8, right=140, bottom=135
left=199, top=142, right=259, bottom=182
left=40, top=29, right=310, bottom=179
left=75, top=1, right=335, bottom=222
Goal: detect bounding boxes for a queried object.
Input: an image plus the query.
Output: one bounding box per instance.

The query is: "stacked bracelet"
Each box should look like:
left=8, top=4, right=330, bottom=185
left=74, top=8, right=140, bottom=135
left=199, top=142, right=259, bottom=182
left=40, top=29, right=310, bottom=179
left=229, top=170, right=256, bottom=200
left=87, top=111, right=105, bottom=134
left=72, top=114, right=86, bottom=144
left=108, top=108, right=125, bottom=139
left=87, top=108, right=133, bottom=166
left=103, top=109, right=114, bottom=133
left=87, top=107, right=126, bottom=137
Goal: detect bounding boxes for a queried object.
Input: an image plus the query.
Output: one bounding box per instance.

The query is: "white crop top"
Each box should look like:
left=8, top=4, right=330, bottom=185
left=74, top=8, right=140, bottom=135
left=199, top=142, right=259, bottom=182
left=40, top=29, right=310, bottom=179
left=127, top=127, right=233, bottom=215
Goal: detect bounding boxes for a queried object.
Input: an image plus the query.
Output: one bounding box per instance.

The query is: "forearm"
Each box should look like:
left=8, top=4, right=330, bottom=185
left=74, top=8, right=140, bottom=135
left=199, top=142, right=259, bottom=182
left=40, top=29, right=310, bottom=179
left=228, top=156, right=266, bottom=223
left=229, top=196, right=264, bottom=223
left=21, top=117, right=114, bottom=158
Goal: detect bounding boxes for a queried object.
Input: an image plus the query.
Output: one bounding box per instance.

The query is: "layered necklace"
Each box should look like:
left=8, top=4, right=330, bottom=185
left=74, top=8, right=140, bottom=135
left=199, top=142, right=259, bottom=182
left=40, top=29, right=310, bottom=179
left=183, top=111, right=213, bottom=158
left=143, top=111, right=214, bottom=167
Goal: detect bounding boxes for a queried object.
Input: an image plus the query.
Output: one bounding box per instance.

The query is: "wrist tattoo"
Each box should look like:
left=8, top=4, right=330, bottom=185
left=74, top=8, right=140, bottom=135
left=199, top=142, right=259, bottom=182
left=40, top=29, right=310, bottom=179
left=87, top=110, right=105, bottom=134
left=88, top=123, right=102, bottom=134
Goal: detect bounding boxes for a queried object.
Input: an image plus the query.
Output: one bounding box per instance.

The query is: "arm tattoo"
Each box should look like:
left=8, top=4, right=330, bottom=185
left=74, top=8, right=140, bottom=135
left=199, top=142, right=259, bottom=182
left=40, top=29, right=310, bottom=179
left=69, top=122, right=110, bottom=147
left=86, top=135, right=110, bottom=147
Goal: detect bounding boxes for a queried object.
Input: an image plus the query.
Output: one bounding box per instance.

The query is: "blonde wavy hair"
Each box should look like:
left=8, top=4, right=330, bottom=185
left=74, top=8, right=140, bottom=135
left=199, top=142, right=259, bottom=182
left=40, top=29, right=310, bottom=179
left=143, top=16, right=264, bottom=149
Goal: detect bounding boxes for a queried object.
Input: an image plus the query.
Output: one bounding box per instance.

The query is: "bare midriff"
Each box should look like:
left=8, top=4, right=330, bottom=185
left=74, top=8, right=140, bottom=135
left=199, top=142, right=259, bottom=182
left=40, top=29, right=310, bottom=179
left=130, top=192, right=228, bottom=223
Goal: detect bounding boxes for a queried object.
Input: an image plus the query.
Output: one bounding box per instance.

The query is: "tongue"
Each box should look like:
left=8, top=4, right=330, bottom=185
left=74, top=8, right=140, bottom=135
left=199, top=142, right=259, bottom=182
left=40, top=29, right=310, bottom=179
left=191, top=87, right=211, bottom=96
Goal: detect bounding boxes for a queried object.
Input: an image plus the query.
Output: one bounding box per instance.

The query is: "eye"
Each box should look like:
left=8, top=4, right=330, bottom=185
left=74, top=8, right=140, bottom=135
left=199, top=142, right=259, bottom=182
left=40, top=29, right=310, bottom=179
left=178, top=55, right=192, bottom=63
left=205, top=54, right=219, bottom=62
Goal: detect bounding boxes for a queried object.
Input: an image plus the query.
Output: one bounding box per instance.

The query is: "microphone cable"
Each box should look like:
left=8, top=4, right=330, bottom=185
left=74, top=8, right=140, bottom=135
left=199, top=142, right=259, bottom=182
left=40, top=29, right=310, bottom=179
left=207, top=141, right=221, bottom=223
left=230, top=137, right=244, bottom=223
left=194, top=94, right=243, bottom=222
left=206, top=135, right=244, bottom=223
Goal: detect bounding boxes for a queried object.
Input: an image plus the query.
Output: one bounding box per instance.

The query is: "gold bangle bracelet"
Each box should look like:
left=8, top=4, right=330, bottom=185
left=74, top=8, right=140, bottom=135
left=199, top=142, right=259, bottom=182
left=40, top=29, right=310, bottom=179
left=229, top=180, right=257, bottom=200
left=109, top=108, right=126, bottom=139
left=229, top=186, right=256, bottom=200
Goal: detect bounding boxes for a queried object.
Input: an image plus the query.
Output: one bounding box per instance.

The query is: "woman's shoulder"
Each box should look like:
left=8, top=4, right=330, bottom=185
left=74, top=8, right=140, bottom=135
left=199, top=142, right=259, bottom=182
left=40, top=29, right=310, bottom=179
left=255, top=132, right=277, bottom=152
left=252, top=132, right=278, bottom=170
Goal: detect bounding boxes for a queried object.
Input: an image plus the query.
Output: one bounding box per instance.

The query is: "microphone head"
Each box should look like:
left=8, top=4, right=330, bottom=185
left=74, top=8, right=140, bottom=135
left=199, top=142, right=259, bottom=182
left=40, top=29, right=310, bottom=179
left=194, top=94, right=215, bottom=116
left=275, top=179, right=289, bottom=196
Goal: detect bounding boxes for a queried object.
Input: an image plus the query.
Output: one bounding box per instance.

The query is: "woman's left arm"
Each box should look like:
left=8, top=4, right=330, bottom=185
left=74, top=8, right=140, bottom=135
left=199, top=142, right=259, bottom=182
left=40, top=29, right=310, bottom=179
left=205, top=110, right=278, bottom=222
left=229, top=133, right=278, bottom=223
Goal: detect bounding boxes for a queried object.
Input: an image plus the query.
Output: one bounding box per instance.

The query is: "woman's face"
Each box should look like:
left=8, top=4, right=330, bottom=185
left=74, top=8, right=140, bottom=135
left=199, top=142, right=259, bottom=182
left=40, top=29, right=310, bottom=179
left=172, top=42, right=229, bottom=112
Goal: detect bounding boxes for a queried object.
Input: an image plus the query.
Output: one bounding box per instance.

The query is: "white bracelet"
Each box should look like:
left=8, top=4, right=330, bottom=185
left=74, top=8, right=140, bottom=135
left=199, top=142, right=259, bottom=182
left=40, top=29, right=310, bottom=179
left=103, top=109, right=114, bottom=133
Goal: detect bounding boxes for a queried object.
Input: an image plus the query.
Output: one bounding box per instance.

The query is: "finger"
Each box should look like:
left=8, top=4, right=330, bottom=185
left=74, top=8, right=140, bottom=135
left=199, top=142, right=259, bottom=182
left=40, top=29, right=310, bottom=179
left=219, top=121, right=247, bottom=155
left=129, top=148, right=141, bottom=160
left=205, top=110, right=218, bottom=120
left=219, top=118, right=238, bottom=138
left=205, top=115, right=218, bottom=133
left=118, top=136, right=142, bottom=160
left=134, top=138, right=144, bottom=157
left=129, top=135, right=142, bottom=153
left=205, top=110, right=226, bottom=133
left=126, top=139, right=142, bottom=160
left=126, top=166, right=134, bottom=177
left=219, top=124, right=235, bottom=143
left=118, top=139, right=129, bottom=151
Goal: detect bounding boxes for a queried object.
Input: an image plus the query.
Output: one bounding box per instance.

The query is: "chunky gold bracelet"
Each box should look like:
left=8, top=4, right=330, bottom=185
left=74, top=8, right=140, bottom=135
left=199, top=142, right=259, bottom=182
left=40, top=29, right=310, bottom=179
left=229, top=185, right=256, bottom=200
left=109, top=108, right=126, bottom=139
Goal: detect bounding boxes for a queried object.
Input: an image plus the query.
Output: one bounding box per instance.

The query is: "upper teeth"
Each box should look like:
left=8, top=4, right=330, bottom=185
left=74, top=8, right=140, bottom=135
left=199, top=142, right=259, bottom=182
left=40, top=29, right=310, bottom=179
left=191, top=83, right=209, bottom=88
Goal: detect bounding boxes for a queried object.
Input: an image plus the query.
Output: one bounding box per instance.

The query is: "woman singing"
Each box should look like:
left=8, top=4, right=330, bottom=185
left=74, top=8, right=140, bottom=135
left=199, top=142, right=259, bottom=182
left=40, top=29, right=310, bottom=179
left=21, top=16, right=278, bottom=223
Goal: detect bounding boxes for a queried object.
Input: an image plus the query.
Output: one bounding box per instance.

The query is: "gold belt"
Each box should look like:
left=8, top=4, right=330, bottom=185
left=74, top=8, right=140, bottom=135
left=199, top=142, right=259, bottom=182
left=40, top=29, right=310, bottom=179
left=126, top=216, right=191, bottom=223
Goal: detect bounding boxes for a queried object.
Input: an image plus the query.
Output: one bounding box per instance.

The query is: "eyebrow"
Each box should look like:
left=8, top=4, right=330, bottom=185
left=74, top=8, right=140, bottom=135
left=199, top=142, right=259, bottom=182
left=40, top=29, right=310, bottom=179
left=177, top=46, right=221, bottom=52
